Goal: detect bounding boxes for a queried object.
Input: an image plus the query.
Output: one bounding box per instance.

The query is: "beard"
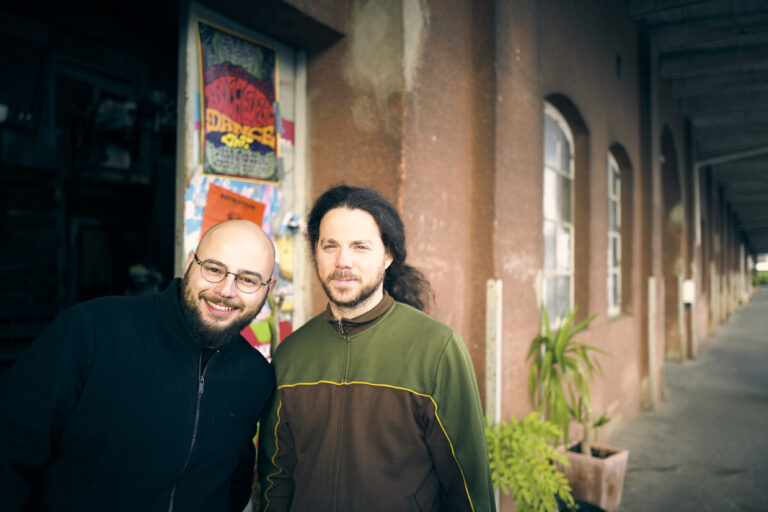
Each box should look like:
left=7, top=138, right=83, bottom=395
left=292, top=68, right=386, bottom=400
left=319, top=267, right=386, bottom=311
left=179, top=270, right=267, bottom=350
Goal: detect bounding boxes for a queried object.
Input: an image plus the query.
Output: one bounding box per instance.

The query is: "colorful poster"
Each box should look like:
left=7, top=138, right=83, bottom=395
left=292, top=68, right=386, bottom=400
left=200, top=183, right=266, bottom=237
left=197, top=20, right=279, bottom=182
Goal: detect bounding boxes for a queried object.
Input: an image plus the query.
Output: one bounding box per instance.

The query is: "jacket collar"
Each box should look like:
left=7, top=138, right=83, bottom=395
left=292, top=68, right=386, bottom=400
left=324, top=291, right=395, bottom=336
left=154, top=278, right=198, bottom=349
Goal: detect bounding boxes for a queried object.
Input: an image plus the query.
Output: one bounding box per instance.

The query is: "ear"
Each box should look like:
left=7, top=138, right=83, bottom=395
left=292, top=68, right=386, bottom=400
left=384, top=250, right=394, bottom=270
left=184, top=251, right=195, bottom=274
left=267, top=277, right=277, bottom=295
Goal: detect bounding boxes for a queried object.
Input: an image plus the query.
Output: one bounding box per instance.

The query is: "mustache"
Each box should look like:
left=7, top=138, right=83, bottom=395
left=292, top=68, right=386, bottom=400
left=327, top=271, right=360, bottom=282
left=200, top=292, right=242, bottom=309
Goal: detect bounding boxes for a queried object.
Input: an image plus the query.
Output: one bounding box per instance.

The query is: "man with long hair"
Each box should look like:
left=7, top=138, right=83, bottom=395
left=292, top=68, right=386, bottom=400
left=259, top=186, right=494, bottom=511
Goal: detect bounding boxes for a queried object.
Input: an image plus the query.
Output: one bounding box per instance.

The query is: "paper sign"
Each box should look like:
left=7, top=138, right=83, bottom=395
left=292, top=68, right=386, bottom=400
left=201, top=183, right=266, bottom=237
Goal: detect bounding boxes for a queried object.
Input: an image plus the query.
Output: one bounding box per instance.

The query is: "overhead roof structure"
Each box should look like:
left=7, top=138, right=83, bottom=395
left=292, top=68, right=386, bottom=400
left=629, top=0, right=768, bottom=255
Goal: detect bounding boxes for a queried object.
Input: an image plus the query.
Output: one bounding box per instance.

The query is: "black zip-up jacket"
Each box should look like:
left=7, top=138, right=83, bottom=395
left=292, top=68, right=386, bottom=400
left=0, top=279, right=274, bottom=511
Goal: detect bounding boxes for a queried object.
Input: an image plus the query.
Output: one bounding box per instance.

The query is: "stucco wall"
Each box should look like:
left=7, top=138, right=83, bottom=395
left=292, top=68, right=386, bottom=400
left=400, top=0, right=496, bottom=396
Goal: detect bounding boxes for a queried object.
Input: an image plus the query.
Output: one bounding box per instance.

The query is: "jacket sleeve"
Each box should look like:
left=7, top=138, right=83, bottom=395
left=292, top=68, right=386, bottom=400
left=0, top=306, right=93, bottom=511
left=425, top=332, right=496, bottom=512
left=257, top=390, right=296, bottom=512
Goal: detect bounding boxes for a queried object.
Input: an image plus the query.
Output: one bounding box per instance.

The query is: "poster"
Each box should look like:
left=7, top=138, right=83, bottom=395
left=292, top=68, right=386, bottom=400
left=200, top=183, right=266, bottom=236
left=197, top=20, right=279, bottom=182
left=184, top=176, right=281, bottom=250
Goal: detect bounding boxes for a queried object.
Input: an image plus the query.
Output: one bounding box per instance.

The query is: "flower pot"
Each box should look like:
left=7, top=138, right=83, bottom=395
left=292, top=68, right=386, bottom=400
left=558, top=443, right=628, bottom=512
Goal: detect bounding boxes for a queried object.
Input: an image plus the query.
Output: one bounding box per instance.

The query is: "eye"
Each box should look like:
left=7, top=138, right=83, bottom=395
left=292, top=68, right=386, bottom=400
left=238, top=276, right=259, bottom=287
left=205, top=264, right=225, bottom=275
left=356, top=244, right=370, bottom=251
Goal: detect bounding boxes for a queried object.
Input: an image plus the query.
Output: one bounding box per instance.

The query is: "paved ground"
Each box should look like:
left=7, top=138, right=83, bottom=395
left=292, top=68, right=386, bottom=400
left=612, top=288, right=768, bottom=511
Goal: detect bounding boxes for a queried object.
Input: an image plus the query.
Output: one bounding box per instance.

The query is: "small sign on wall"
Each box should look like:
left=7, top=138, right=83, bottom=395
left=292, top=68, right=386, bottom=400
left=682, top=279, right=695, bottom=304
left=200, top=183, right=266, bottom=236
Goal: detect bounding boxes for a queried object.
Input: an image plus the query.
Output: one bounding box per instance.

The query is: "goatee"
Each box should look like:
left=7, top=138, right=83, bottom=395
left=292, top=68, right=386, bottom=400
left=179, top=271, right=264, bottom=349
left=320, top=269, right=385, bottom=310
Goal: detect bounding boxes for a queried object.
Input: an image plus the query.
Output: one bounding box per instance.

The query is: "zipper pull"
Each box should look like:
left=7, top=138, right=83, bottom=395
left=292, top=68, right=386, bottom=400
left=338, top=317, right=344, bottom=335
left=198, top=375, right=205, bottom=395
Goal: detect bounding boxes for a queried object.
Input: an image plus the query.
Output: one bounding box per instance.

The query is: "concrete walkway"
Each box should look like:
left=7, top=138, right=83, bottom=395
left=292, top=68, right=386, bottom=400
left=612, top=287, right=768, bottom=511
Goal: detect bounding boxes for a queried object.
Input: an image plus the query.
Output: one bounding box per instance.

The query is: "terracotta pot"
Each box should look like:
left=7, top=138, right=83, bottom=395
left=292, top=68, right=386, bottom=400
left=557, top=443, right=628, bottom=512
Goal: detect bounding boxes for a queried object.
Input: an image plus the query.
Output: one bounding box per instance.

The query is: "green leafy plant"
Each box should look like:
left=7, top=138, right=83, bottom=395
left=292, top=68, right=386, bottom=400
left=486, top=412, right=575, bottom=512
left=527, top=306, right=610, bottom=455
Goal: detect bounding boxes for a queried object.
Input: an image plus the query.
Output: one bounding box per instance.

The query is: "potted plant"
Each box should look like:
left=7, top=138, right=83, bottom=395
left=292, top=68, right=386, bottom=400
left=485, top=412, right=575, bottom=512
left=527, top=306, right=628, bottom=512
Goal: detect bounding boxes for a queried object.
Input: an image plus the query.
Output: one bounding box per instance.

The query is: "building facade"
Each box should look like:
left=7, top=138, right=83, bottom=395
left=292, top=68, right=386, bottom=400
left=0, top=2, right=758, bottom=508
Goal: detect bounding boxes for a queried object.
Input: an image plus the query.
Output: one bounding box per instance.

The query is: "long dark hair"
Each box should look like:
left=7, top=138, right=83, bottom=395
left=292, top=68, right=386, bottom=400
left=307, top=185, right=433, bottom=312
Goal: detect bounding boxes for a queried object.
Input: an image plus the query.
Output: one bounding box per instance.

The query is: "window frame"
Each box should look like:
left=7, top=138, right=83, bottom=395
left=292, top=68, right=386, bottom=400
left=542, top=103, right=575, bottom=325
left=607, top=152, right=622, bottom=317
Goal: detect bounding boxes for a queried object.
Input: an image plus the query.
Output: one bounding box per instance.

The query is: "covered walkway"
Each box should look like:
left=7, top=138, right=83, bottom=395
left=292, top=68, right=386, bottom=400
left=613, top=288, right=768, bottom=511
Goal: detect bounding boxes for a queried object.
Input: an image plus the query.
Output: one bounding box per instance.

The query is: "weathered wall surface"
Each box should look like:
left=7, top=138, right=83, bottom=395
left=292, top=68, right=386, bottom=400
left=400, top=0, right=496, bottom=395
left=492, top=0, right=544, bottom=420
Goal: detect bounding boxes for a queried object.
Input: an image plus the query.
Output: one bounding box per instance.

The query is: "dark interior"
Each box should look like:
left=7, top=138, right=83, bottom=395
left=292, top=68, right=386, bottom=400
left=0, top=0, right=180, bottom=375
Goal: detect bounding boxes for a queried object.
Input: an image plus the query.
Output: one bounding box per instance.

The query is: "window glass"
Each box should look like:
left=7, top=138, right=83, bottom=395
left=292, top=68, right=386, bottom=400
left=544, top=168, right=558, bottom=220
left=560, top=131, right=571, bottom=177
left=542, top=103, right=574, bottom=322
left=545, top=275, right=570, bottom=320
left=607, top=153, right=622, bottom=316
left=609, top=200, right=618, bottom=231
left=559, top=175, right=572, bottom=222
left=557, top=225, right=571, bottom=270
left=545, top=115, right=559, bottom=168
left=544, top=220, right=556, bottom=270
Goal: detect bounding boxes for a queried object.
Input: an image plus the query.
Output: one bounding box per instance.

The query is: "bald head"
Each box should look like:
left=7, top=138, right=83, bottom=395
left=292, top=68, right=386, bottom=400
left=181, top=220, right=276, bottom=349
left=195, top=220, right=276, bottom=279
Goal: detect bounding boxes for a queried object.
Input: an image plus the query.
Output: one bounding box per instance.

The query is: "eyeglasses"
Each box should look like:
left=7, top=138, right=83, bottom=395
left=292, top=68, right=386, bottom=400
left=193, top=253, right=271, bottom=294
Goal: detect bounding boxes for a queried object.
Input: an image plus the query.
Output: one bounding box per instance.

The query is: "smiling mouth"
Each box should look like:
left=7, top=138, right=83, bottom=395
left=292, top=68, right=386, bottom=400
left=205, top=299, right=237, bottom=314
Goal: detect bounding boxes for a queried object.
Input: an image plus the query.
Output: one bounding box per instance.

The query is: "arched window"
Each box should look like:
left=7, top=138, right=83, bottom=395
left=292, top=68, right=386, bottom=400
left=542, top=103, right=574, bottom=321
left=607, top=152, right=621, bottom=316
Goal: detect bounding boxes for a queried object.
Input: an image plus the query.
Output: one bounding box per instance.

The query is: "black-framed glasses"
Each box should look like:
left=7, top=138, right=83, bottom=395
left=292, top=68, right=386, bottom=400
left=193, top=253, right=271, bottom=294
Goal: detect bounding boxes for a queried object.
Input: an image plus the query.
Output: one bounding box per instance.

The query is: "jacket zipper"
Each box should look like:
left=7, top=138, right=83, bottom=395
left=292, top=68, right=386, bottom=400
left=167, top=350, right=218, bottom=512
left=331, top=320, right=349, bottom=511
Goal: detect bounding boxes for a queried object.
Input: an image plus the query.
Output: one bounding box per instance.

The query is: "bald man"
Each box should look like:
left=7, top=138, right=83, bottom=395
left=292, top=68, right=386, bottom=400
left=0, top=220, right=276, bottom=512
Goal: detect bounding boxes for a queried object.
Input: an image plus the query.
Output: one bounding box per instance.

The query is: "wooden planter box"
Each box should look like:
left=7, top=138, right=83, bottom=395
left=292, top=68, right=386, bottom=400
left=558, top=443, right=628, bottom=512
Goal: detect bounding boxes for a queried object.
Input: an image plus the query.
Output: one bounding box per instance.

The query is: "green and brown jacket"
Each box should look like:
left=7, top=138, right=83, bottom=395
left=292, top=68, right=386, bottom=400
left=258, top=295, right=495, bottom=512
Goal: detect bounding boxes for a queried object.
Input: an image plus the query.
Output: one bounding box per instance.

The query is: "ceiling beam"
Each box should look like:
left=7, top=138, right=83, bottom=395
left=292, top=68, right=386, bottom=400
left=628, top=0, right=724, bottom=19
left=672, top=70, right=768, bottom=97
left=709, top=159, right=768, bottom=174
left=697, top=121, right=768, bottom=138
left=653, top=13, right=768, bottom=52
left=696, top=135, right=768, bottom=157
left=696, top=145, right=768, bottom=167
left=682, top=90, right=768, bottom=114
left=724, top=181, right=768, bottom=192
left=737, top=220, right=768, bottom=230
left=691, top=107, right=768, bottom=127
left=727, top=192, right=768, bottom=201
left=660, top=45, right=768, bottom=79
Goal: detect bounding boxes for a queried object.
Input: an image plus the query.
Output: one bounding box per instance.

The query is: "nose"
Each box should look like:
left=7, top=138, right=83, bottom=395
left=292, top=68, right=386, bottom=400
left=335, top=246, right=352, bottom=268
left=213, top=274, right=238, bottom=297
